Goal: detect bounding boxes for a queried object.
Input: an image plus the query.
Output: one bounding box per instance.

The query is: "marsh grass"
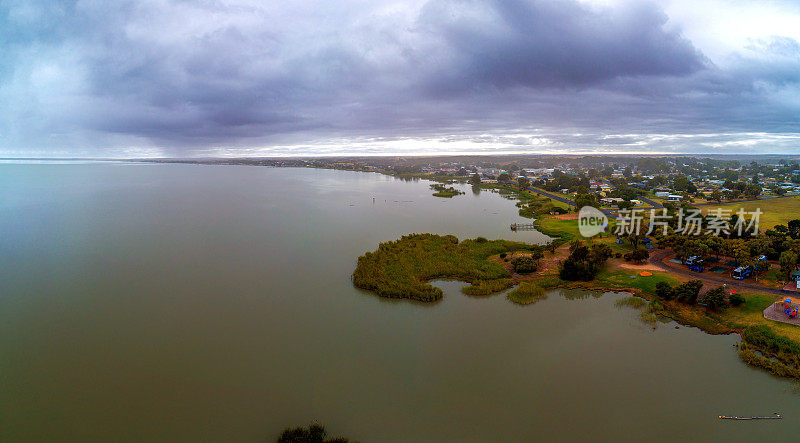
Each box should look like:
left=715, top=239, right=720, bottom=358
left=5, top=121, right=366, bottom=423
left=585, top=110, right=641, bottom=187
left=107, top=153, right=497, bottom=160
left=507, top=282, right=547, bottom=305
left=462, top=278, right=514, bottom=295
left=614, top=296, right=646, bottom=309
left=353, top=234, right=529, bottom=301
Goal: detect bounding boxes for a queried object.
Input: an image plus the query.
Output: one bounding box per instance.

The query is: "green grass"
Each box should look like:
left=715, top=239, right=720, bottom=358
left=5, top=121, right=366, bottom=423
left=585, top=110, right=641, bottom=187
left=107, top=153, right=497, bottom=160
left=507, top=281, right=547, bottom=305
left=594, top=268, right=680, bottom=295
left=353, top=234, right=529, bottom=302
left=533, top=216, right=579, bottom=244
left=714, top=195, right=800, bottom=230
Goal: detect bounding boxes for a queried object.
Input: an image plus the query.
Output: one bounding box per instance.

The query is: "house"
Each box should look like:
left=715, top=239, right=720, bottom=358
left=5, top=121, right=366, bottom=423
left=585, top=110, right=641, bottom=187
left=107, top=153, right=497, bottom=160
left=654, top=191, right=670, bottom=198
left=667, top=194, right=683, bottom=201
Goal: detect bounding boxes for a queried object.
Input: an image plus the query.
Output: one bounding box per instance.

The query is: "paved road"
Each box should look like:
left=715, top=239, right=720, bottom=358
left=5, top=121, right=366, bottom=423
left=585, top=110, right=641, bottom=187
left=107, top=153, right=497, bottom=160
left=649, top=249, right=794, bottom=296
left=638, top=196, right=664, bottom=209
left=526, top=187, right=575, bottom=206
left=527, top=186, right=618, bottom=218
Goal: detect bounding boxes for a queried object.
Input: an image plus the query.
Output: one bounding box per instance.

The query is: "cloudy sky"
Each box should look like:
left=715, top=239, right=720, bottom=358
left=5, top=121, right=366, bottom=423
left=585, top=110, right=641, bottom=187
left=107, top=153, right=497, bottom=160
left=2, top=0, right=799, bottom=157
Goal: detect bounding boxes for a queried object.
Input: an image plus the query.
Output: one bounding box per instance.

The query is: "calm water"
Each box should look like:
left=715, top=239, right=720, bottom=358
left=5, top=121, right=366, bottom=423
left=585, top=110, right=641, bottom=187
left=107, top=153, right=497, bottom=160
left=0, top=163, right=798, bottom=442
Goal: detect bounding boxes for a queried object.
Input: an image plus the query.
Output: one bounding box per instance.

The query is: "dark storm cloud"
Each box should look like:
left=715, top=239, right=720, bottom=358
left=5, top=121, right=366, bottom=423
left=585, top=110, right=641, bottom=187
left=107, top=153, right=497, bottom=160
left=419, top=0, right=705, bottom=92
left=0, top=0, right=798, bottom=155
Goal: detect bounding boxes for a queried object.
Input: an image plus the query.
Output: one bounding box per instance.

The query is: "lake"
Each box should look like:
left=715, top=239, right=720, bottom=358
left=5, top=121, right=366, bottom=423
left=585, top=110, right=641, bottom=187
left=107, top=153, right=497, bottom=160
left=0, top=163, right=797, bottom=441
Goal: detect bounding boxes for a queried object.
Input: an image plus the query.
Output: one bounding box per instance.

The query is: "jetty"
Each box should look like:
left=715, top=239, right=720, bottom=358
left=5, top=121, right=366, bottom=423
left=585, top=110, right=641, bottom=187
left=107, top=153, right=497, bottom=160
left=510, top=222, right=537, bottom=231
left=718, top=413, right=781, bottom=420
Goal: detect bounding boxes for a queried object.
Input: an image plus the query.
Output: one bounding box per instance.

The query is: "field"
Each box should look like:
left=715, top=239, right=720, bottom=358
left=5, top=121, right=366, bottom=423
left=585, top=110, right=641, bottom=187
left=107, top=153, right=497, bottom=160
left=710, top=195, right=800, bottom=230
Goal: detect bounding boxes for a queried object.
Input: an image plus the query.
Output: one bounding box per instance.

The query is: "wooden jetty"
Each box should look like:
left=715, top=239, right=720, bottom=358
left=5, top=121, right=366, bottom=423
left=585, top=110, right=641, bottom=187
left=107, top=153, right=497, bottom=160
left=718, top=413, right=781, bottom=420
left=510, top=222, right=537, bottom=231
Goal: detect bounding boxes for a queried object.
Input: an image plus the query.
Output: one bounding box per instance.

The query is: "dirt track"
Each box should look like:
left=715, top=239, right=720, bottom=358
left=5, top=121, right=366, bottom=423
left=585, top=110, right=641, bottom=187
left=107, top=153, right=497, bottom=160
left=648, top=249, right=793, bottom=296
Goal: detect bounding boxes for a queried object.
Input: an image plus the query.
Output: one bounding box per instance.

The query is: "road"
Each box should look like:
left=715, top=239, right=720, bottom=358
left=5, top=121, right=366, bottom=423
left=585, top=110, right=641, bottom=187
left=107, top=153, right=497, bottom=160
left=526, top=187, right=575, bottom=207
left=637, top=195, right=663, bottom=209
left=648, top=249, right=794, bottom=296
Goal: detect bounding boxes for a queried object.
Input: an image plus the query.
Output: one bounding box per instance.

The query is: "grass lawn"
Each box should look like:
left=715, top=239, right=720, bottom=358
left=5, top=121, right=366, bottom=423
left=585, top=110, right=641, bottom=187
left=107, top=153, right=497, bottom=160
left=715, top=292, right=800, bottom=342
left=594, top=268, right=681, bottom=294
left=712, top=195, right=800, bottom=230
left=534, top=215, right=580, bottom=243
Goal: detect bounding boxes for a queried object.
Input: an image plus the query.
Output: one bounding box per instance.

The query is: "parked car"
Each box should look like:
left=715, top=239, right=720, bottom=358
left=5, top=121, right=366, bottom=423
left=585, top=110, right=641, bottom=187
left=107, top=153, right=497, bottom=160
left=689, top=264, right=705, bottom=273
left=684, top=256, right=704, bottom=266
left=732, top=266, right=753, bottom=280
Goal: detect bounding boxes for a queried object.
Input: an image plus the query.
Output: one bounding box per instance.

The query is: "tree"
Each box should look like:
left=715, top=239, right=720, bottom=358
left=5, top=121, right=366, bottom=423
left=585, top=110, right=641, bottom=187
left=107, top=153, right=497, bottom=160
left=511, top=256, right=538, bottom=273
left=709, top=190, right=723, bottom=202
left=559, top=243, right=611, bottom=281
left=655, top=281, right=674, bottom=300
left=674, top=280, right=703, bottom=304
left=627, top=232, right=644, bottom=250
left=574, top=193, right=598, bottom=209
left=589, top=243, right=613, bottom=263
left=470, top=173, right=482, bottom=185
left=744, top=184, right=761, bottom=198
left=624, top=248, right=649, bottom=263
left=789, top=219, right=800, bottom=240
left=752, top=260, right=770, bottom=281
left=779, top=250, right=798, bottom=281
left=617, top=200, right=635, bottom=210
left=699, top=286, right=729, bottom=311
left=498, top=172, right=511, bottom=182
left=673, top=176, right=697, bottom=193
left=517, top=176, right=530, bottom=189
left=623, top=166, right=633, bottom=178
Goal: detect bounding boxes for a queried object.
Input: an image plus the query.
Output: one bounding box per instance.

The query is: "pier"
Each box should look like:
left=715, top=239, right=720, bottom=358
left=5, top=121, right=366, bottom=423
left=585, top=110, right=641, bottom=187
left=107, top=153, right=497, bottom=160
left=718, top=413, right=781, bottom=420
left=510, top=222, right=537, bottom=231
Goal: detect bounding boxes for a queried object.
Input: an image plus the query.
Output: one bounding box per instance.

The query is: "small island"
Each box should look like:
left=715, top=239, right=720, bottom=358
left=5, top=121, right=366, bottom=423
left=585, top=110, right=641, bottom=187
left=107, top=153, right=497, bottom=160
left=430, top=183, right=465, bottom=198
left=352, top=234, right=529, bottom=301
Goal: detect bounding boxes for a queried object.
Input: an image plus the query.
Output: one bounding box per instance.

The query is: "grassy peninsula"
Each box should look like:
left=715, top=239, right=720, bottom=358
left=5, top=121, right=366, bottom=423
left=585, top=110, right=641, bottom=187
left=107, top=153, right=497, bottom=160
left=352, top=234, right=529, bottom=301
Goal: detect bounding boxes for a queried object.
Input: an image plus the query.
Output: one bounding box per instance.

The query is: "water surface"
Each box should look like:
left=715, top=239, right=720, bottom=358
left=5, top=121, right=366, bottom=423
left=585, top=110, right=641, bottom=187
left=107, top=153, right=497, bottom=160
left=0, top=164, right=797, bottom=441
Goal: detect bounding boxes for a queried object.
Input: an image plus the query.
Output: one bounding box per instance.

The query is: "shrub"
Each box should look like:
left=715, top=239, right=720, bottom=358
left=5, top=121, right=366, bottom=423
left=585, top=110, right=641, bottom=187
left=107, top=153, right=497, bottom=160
left=699, top=286, right=729, bottom=311
left=278, top=423, right=350, bottom=443
left=507, top=282, right=547, bottom=305
left=655, top=281, right=674, bottom=300
left=511, top=256, right=538, bottom=273
left=624, top=248, right=650, bottom=263
left=674, top=280, right=703, bottom=304
left=499, top=252, right=507, bottom=258
left=476, top=236, right=488, bottom=243
left=559, top=243, right=611, bottom=281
